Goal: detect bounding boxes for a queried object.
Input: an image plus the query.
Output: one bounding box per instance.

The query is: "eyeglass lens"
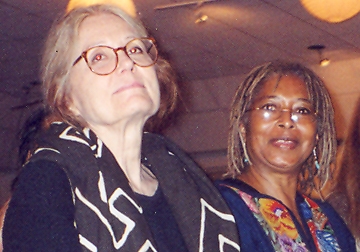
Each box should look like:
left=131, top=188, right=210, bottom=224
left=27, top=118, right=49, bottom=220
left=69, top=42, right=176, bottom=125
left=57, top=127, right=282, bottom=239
left=85, top=38, right=157, bottom=75
left=260, top=108, right=316, bottom=123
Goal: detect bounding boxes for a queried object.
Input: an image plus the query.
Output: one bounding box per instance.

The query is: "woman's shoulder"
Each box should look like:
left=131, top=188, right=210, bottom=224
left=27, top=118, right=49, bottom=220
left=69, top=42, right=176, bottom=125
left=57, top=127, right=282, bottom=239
left=3, top=159, right=79, bottom=252
left=6, top=160, right=74, bottom=229
left=142, top=133, right=190, bottom=162
left=142, top=132, right=175, bottom=148
left=300, top=194, right=357, bottom=251
left=298, top=194, right=343, bottom=218
left=325, top=191, right=349, bottom=218
left=215, top=178, right=261, bottom=197
left=15, top=159, right=71, bottom=194
left=214, top=179, right=261, bottom=217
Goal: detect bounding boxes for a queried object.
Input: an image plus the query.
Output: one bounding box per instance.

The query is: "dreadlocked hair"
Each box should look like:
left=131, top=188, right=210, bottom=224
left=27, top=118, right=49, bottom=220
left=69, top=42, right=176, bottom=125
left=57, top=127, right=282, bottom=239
left=227, top=60, right=336, bottom=195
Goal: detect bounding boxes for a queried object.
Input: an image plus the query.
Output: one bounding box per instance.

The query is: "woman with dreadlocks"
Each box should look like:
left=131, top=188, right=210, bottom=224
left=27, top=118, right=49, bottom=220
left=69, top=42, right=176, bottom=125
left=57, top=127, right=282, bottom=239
left=216, top=61, right=355, bottom=252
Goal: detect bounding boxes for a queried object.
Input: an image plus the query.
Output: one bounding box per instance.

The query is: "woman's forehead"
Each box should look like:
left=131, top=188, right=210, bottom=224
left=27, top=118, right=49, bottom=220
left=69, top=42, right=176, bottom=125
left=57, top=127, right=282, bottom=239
left=251, top=74, right=310, bottom=102
left=76, top=13, right=137, bottom=48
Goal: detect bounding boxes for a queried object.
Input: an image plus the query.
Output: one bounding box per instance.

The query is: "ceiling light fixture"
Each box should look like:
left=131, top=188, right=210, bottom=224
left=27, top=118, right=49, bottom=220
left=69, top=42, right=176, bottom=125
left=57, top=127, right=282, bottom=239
left=67, top=0, right=137, bottom=17
left=195, top=14, right=208, bottom=24
left=308, top=44, right=330, bottom=67
left=319, top=58, right=330, bottom=67
left=300, top=0, right=360, bottom=23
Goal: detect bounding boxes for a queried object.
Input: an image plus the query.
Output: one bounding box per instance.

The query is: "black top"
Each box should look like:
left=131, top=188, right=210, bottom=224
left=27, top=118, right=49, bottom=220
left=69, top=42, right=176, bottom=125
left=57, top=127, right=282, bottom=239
left=3, top=160, right=81, bottom=252
left=3, top=159, right=189, bottom=252
left=134, top=187, right=189, bottom=252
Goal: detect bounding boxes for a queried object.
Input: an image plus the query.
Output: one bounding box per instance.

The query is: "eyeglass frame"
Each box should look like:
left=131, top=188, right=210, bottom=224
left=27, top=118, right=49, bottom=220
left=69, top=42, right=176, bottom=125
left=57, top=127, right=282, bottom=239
left=245, top=106, right=318, bottom=123
left=72, top=37, right=158, bottom=76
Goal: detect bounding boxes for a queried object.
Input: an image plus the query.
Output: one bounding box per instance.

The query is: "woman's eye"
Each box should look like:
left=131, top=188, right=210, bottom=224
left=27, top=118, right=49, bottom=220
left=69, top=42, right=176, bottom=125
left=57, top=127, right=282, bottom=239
left=128, top=46, right=144, bottom=55
left=91, top=53, right=105, bottom=62
left=296, top=107, right=312, bottom=115
left=88, top=51, right=109, bottom=64
left=260, top=104, right=277, bottom=111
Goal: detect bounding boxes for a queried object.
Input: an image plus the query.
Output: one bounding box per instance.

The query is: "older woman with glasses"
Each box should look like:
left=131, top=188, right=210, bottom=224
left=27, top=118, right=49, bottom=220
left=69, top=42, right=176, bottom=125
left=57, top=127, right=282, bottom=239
left=3, top=4, right=240, bottom=252
left=216, top=61, right=355, bottom=252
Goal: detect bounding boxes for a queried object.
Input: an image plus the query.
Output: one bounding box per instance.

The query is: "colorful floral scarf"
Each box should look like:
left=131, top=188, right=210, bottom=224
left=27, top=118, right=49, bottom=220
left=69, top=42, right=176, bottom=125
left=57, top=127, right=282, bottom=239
left=225, top=185, right=341, bottom=252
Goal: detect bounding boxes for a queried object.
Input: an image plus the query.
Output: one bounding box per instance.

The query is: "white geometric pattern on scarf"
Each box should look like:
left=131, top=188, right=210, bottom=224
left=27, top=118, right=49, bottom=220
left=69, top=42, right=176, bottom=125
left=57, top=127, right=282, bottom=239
left=199, top=198, right=240, bottom=252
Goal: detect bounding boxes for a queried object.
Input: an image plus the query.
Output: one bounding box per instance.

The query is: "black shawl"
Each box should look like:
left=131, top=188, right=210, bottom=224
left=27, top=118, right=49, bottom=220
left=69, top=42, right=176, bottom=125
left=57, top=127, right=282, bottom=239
left=29, top=122, right=240, bottom=251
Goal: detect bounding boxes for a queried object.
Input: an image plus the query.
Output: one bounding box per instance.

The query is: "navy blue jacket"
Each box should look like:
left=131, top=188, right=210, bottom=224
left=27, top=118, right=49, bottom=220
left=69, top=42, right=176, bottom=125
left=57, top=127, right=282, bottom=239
left=216, top=178, right=356, bottom=252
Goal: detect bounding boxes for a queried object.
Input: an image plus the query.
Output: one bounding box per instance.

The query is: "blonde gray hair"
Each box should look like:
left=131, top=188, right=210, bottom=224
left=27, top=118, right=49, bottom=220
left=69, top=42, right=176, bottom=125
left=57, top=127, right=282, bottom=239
left=41, top=4, right=178, bottom=131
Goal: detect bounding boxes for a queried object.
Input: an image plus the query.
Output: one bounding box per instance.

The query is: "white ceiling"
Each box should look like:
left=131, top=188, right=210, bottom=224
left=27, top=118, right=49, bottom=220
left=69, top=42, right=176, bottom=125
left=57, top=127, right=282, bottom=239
left=1, top=0, right=360, bottom=178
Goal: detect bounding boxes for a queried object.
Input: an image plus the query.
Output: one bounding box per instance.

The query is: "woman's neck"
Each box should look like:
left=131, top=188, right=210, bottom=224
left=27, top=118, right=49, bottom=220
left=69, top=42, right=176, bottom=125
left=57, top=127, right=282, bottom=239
left=238, top=167, right=299, bottom=213
left=89, top=121, right=158, bottom=196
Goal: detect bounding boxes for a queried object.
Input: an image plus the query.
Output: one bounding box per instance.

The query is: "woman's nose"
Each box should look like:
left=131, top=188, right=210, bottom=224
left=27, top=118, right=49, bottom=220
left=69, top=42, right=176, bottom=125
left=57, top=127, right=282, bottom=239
left=277, top=110, right=296, bottom=128
left=116, top=50, right=135, bottom=72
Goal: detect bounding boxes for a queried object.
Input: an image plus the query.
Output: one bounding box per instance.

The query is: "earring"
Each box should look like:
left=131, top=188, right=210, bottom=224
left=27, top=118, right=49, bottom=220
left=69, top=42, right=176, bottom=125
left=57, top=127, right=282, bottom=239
left=239, top=129, right=251, bottom=166
left=313, top=147, right=320, bottom=172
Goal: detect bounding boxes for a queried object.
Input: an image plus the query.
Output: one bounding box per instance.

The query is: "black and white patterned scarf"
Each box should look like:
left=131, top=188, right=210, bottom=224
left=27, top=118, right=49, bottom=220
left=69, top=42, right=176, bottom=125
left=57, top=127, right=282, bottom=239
left=29, top=122, right=240, bottom=251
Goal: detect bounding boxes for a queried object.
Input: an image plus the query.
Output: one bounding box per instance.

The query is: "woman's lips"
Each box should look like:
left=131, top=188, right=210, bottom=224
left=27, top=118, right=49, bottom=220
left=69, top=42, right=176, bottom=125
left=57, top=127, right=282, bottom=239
left=270, top=138, right=298, bottom=149
left=114, top=82, right=145, bottom=94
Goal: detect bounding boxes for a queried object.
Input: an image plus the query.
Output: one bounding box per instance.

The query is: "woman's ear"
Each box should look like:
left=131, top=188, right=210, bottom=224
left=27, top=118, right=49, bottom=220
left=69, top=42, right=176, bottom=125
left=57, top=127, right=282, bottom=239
left=67, top=99, right=80, bottom=117
left=69, top=106, right=80, bottom=116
